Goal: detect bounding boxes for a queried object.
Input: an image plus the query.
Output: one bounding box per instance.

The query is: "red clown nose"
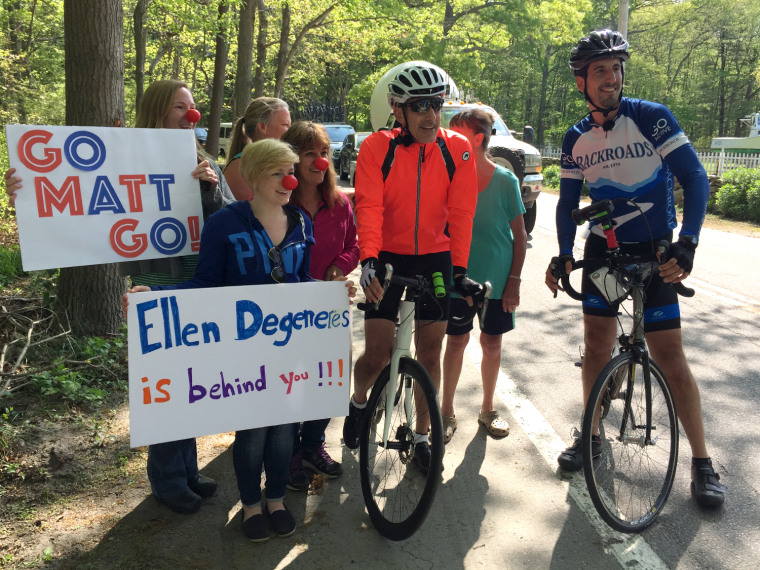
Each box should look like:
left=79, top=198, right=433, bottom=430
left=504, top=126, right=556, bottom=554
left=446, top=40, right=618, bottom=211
left=185, top=109, right=201, bottom=123
left=282, top=175, right=298, bottom=190
left=314, top=157, right=330, bottom=171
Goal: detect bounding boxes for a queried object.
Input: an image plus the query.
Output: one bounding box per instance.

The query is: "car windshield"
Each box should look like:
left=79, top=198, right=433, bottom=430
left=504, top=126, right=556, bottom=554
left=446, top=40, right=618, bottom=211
left=356, top=133, right=370, bottom=148
left=324, top=126, right=354, bottom=142
left=440, top=106, right=512, bottom=137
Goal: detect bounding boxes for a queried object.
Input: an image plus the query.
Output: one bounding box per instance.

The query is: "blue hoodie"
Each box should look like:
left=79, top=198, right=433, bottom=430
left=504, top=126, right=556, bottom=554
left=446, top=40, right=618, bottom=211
left=152, top=201, right=314, bottom=291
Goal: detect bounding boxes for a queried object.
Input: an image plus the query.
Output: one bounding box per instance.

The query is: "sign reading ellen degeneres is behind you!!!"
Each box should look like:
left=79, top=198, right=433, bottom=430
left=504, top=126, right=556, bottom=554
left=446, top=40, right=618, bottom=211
left=126, top=282, right=351, bottom=447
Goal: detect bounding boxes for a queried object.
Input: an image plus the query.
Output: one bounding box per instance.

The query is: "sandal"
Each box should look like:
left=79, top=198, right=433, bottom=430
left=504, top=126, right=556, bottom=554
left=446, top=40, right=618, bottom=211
left=478, top=411, right=509, bottom=438
left=443, top=416, right=457, bottom=444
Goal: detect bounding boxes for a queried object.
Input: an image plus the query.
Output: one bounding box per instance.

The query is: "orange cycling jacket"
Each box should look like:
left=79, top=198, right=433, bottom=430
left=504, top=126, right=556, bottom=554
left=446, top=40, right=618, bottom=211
left=354, top=127, right=477, bottom=269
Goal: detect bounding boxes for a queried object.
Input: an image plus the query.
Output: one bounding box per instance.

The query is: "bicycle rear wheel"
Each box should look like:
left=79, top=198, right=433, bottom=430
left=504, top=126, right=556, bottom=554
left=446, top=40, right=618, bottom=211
left=359, top=357, right=444, bottom=540
left=582, top=353, right=678, bottom=532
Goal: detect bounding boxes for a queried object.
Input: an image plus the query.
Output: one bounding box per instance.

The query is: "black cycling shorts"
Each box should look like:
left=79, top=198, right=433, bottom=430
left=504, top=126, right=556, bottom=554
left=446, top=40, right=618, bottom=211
left=364, top=250, right=452, bottom=322
left=446, top=297, right=515, bottom=336
left=581, top=232, right=680, bottom=332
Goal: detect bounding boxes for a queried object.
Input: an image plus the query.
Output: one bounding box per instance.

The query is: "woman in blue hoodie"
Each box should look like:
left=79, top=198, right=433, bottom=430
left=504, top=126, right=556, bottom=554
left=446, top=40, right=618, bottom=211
left=124, top=138, right=355, bottom=542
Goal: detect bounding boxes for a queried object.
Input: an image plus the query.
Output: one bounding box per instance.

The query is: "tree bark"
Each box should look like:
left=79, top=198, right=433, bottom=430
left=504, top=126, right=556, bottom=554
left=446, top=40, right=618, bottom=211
left=618, top=0, right=629, bottom=38
left=62, top=0, right=126, bottom=336
left=205, top=1, right=230, bottom=158
left=273, top=3, right=291, bottom=98
left=253, top=0, right=268, bottom=97
left=133, top=0, right=147, bottom=110
left=232, top=0, right=255, bottom=118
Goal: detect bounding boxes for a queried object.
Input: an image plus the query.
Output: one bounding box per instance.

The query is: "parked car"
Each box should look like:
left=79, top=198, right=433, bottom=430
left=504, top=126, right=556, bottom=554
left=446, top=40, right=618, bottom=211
left=218, top=122, right=233, bottom=158
left=320, top=123, right=355, bottom=169
left=369, top=61, right=543, bottom=234
left=338, top=131, right=371, bottom=182
left=194, top=127, right=208, bottom=148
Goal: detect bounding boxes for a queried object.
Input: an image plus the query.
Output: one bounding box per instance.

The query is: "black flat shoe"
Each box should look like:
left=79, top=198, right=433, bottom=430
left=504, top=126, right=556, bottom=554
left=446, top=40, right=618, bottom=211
left=241, top=511, right=270, bottom=542
left=267, top=505, right=296, bottom=537
left=188, top=475, right=218, bottom=498
left=155, top=490, right=202, bottom=515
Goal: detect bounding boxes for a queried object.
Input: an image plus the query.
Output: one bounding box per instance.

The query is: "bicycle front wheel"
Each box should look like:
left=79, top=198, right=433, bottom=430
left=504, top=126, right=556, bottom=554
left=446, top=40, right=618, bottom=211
left=359, top=357, right=444, bottom=541
left=582, top=353, right=679, bottom=533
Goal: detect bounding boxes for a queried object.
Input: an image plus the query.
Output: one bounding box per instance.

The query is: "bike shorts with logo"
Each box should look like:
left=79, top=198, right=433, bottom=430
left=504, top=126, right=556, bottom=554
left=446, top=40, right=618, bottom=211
left=581, top=232, right=681, bottom=332
left=365, top=250, right=452, bottom=322
left=446, top=296, right=515, bottom=336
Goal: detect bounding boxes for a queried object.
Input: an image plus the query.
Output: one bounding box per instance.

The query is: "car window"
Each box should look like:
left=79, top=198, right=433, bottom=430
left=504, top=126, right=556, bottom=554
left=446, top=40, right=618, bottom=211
left=324, top=126, right=354, bottom=142
left=440, top=107, right=512, bottom=137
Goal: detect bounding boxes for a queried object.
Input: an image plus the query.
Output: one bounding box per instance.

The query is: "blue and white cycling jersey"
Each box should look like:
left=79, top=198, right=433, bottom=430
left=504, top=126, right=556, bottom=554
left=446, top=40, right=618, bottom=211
left=556, top=98, right=709, bottom=254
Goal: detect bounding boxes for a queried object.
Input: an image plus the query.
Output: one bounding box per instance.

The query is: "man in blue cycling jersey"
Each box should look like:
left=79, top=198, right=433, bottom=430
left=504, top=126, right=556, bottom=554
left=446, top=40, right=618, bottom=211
left=545, top=29, right=725, bottom=507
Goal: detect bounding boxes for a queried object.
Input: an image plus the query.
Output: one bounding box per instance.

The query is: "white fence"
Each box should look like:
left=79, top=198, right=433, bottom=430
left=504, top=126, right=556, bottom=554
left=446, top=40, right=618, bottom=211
left=539, top=145, right=760, bottom=177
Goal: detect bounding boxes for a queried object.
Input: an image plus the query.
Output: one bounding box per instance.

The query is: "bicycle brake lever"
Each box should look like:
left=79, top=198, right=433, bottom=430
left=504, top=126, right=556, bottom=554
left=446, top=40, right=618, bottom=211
left=374, top=263, right=394, bottom=310
left=478, top=282, right=493, bottom=329
left=656, top=240, right=695, bottom=298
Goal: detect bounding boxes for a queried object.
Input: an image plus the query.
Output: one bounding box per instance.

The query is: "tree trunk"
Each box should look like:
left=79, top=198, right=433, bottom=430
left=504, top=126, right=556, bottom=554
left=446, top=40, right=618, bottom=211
left=62, top=0, right=126, bottom=336
left=273, top=3, right=291, bottom=98
left=618, top=0, right=629, bottom=37
left=717, top=39, right=726, bottom=138
left=205, top=1, right=230, bottom=158
left=232, top=0, right=255, bottom=118
left=133, top=0, right=147, bottom=111
left=253, top=0, right=268, bottom=97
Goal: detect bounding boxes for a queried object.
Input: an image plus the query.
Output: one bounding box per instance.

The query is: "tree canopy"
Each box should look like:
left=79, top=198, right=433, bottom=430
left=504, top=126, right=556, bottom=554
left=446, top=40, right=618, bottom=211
left=1, top=0, right=759, bottom=165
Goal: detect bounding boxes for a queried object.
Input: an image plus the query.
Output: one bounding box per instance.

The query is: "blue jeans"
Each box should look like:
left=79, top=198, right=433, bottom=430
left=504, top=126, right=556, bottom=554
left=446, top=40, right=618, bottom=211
left=233, top=423, right=296, bottom=507
left=293, top=418, right=331, bottom=453
left=147, top=438, right=200, bottom=499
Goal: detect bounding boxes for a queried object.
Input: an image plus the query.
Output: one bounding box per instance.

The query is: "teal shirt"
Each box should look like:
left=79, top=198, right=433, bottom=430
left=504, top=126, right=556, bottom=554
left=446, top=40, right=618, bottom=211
left=466, top=165, right=525, bottom=298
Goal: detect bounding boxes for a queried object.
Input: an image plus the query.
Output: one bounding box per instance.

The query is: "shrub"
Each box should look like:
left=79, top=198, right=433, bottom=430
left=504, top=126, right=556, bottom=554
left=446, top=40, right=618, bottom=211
left=543, top=164, right=560, bottom=189
left=715, top=167, right=760, bottom=222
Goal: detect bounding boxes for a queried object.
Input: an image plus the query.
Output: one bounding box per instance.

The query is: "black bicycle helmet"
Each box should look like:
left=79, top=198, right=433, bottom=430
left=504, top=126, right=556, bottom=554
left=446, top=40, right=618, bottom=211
left=569, top=29, right=630, bottom=75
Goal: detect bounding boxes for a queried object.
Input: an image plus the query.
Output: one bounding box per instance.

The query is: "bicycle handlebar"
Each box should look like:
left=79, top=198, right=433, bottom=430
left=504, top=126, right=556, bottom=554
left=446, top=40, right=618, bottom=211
left=357, top=264, right=493, bottom=328
left=551, top=199, right=696, bottom=301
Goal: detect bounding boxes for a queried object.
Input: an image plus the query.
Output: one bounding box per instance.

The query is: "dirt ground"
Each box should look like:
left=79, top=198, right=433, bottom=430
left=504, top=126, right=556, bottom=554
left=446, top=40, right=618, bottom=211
left=0, top=390, right=233, bottom=569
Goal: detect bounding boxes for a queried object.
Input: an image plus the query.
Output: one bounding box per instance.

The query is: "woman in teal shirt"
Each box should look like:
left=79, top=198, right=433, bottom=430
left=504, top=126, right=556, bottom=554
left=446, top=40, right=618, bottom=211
left=441, top=108, right=528, bottom=442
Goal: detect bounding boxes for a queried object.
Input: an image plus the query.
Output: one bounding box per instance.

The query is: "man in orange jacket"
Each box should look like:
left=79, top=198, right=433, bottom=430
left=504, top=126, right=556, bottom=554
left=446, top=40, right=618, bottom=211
left=343, top=62, right=480, bottom=473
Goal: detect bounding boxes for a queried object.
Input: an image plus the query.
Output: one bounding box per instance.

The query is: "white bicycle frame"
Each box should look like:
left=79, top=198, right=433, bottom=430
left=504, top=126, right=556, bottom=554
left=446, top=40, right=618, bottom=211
left=381, top=297, right=416, bottom=447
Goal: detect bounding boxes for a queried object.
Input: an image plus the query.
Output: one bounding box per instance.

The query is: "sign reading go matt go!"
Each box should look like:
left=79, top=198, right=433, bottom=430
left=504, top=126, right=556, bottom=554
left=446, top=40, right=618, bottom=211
left=5, top=125, right=204, bottom=271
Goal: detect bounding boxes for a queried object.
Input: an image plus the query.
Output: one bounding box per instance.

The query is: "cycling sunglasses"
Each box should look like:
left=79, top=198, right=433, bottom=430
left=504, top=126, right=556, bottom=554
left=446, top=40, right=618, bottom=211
left=268, top=246, right=285, bottom=283
left=404, top=98, right=445, bottom=114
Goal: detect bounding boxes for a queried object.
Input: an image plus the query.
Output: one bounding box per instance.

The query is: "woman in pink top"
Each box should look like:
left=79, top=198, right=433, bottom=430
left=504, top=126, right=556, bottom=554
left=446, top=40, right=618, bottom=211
left=280, top=121, right=359, bottom=490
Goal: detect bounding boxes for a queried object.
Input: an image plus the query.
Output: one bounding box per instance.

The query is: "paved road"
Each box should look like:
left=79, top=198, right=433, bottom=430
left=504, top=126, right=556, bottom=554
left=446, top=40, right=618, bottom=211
left=68, top=191, right=759, bottom=569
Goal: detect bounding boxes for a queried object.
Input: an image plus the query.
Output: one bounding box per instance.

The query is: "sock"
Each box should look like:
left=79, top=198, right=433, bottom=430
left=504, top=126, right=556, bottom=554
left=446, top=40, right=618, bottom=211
left=692, top=457, right=711, bottom=467
left=414, top=432, right=428, bottom=445
left=351, top=396, right=367, bottom=410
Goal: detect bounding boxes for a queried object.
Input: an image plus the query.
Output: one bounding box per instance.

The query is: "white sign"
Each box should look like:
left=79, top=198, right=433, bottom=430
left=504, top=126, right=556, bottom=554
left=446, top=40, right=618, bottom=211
left=127, top=281, right=351, bottom=447
left=5, top=124, right=203, bottom=270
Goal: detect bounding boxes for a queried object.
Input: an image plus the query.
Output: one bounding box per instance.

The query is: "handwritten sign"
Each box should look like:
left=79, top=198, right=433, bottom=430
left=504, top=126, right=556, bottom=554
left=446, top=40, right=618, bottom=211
left=127, top=281, right=351, bottom=447
left=5, top=125, right=203, bottom=270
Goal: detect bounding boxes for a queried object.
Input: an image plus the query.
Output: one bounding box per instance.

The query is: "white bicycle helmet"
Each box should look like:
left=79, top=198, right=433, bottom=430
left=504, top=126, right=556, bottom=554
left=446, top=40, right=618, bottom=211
left=387, top=63, right=449, bottom=105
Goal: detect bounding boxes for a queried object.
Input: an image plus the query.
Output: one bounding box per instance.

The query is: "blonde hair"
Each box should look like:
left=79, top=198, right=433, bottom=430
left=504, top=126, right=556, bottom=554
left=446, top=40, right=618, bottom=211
left=228, top=97, right=290, bottom=158
left=135, top=79, right=210, bottom=160
left=239, top=139, right=299, bottom=190
left=281, top=121, right=344, bottom=210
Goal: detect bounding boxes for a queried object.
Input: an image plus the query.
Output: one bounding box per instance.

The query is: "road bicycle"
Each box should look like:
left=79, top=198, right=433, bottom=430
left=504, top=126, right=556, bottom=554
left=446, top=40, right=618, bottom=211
left=356, top=265, right=491, bottom=540
left=551, top=199, right=694, bottom=532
